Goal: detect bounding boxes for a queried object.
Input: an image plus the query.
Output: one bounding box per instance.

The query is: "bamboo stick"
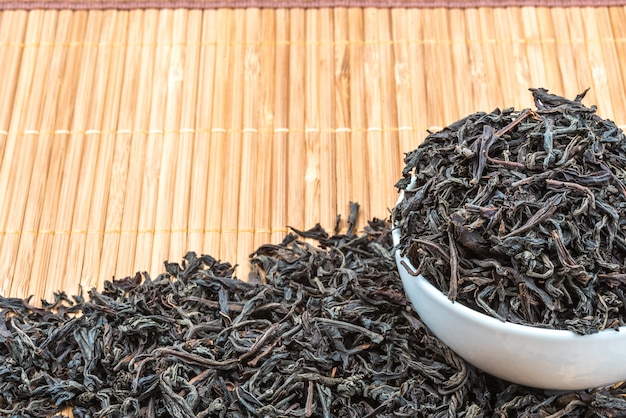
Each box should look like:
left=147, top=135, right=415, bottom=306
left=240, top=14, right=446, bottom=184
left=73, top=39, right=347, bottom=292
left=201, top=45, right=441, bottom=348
left=520, top=8, right=549, bottom=94
left=253, top=8, right=276, bottom=251
left=286, top=8, right=306, bottom=232
left=46, top=11, right=97, bottom=298
left=114, top=9, right=158, bottom=279
left=609, top=6, right=626, bottom=124
left=561, top=8, right=597, bottom=102
left=575, top=7, right=612, bottom=116
left=446, top=8, right=472, bottom=117
left=236, top=7, right=261, bottom=277
left=188, top=9, right=217, bottom=253
left=7, top=10, right=66, bottom=300
left=481, top=9, right=507, bottom=108
left=270, top=8, right=289, bottom=246
left=219, top=8, right=245, bottom=271
left=150, top=8, right=185, bottom=274
left=0, top=11, right=27, bottom=161
left=465, top=8, right=500, bottom=112
left=24, top=11, right=80, bottom=299
left=418, top=9, right=446, bottom=130
left=347, top=8, right=370, bottom=223
left=98, top=9, right=143, bottom=286
left=493, top=7, right=535, bottom=108
left=319, top=8, right=337, bottom=231
left=333, top=8, right=353, bottom=232
left=304, top=8, right=321, bottom=230
left=426, top=8, right=454, bottom=126
left=376, top=8, right=400, bottom=218
left=203, top=8, right=232, bottom=263
left=592, top=8, right=626, bottom=124
left=0, top=10, right=40, bottom=298
left=363, top=8, right=386, bottom=219
left=85, top=10, right=128, bottom=292
left=389, top=6, right=417, bottom=187
left=582, top=7, right=625, bottom=121
left=63, top=10, right=112, bottom=297
left=534, top=7, right=565, bottom=98
left=547, top=8, right=584, bottom=101
left=133, top=9, right=172, bottom=275
left=406, top=8, right=430, bottom=136
left=169, top=10, right=202, bottom=264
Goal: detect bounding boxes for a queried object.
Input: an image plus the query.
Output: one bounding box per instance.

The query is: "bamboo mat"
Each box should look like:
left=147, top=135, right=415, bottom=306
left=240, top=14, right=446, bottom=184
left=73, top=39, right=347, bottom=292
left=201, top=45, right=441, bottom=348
left=4, top=1, right=626, bottom=10
left=1, top=7, right=626, bottom=302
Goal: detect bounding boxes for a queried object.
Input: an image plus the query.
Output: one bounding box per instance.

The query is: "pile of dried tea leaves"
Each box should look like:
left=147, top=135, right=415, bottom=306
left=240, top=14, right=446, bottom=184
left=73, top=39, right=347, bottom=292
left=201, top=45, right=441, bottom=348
left=2, top=209, right=626, bottom=417
left=393, top=88, right=626, bottom=335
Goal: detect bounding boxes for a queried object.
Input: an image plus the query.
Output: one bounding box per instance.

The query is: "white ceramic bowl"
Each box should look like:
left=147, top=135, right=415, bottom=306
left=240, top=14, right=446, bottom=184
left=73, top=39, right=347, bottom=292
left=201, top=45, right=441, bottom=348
left=393, top=199, right=626, bottom=391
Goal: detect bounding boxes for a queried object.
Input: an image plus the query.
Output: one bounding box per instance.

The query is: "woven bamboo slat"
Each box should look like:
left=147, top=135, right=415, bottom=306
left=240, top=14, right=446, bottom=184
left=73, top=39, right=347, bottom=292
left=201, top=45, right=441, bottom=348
left=1, top=6, right=626, bottom=300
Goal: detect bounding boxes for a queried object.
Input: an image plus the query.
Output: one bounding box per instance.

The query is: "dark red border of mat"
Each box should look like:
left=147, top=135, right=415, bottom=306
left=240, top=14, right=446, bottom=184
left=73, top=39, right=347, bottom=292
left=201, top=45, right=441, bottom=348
left=1, top=0, right=625, bottom=9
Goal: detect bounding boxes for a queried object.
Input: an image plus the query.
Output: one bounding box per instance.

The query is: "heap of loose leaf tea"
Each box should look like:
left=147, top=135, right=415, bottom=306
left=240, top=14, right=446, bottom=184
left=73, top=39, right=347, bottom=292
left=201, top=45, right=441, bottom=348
left=3, top=210, right=626, bottom=417
left=0, top=216, right=472, bottom=417
left=393, top=88, right=626, bottom=334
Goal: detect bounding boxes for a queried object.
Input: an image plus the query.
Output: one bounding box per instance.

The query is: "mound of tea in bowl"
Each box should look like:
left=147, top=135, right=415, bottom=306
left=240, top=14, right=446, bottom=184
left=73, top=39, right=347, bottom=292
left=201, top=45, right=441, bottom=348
left=393, top=88, right=626, bottom=335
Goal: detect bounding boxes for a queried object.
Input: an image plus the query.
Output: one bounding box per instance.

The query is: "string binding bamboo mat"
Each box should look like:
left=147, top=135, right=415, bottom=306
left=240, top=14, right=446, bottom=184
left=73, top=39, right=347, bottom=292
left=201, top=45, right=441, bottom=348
left=3, top=1, right=626, bottom=10
left=1, top=6, right=626, bottom=302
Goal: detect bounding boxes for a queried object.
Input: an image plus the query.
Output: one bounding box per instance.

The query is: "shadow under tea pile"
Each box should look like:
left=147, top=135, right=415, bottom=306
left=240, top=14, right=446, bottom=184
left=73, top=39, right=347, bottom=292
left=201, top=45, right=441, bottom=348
left=393, top=88, right=626, bottom=335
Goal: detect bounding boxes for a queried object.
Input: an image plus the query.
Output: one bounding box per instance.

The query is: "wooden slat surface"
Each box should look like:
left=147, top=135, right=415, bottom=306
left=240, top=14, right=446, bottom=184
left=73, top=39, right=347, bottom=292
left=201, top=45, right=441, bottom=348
left=1, top=7, right=626, bottom=300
